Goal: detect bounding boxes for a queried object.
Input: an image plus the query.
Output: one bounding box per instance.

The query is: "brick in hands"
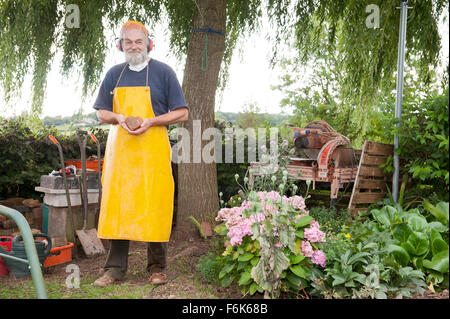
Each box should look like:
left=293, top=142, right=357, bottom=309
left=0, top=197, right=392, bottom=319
left=125, top=116, right=143, bottom=131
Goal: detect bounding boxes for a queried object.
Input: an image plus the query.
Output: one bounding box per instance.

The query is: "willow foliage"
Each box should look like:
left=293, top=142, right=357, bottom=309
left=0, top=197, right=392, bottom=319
left=0, top=0, right=265, bottom=115
left=288, top=0, right=447, bottom=112
left=0, top=0, right=447, bottom=116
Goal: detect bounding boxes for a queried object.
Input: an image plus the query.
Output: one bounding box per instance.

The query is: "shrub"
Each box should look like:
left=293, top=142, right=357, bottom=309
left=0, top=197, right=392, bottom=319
left=383, top=88, right=449, bottom=199
left=0, top=116, right=108, bottom=199
left=309, top=206, right=352, bottom=234
left=214, top=187, right=327, bottom=298
left=311, top=217, right=429, bottom=299
left=371, top=203, right=449, bottom=289
left=196, top=252, right=225, bottom=285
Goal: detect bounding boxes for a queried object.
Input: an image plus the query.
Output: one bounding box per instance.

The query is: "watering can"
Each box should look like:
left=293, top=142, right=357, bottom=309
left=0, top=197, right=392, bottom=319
left=0, top=233, right=52, bottom=278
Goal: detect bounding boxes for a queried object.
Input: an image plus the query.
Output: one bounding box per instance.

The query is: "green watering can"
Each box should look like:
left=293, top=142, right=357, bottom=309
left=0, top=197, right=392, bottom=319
left=0, top=233, right=52, bottom=278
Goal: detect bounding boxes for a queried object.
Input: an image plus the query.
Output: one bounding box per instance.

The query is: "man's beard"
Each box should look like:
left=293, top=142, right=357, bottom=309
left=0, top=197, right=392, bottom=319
left=125, top=49, right=148, bottom=66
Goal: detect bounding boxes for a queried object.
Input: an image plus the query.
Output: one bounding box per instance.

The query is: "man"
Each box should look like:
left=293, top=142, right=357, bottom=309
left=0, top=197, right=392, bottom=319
left=92, top=21, right=188, bottom=287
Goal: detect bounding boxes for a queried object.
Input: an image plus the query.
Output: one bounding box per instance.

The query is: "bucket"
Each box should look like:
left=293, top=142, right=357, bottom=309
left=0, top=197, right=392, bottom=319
left=0, top=233, right=51, bottom=278
left=0, top=236, right=13, bottom=277
left=44, top=242, right=74, bottom=267
left=65, top=159, right=103, bottom=172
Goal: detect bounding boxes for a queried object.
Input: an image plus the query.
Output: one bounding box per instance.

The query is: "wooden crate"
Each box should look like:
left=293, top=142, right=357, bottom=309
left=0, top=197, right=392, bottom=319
left=348, top=141, right=393, bottom=217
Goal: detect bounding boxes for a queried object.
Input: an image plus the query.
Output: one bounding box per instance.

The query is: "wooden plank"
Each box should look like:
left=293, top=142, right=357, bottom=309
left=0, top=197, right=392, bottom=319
left=362, top=154, right=389, bottom=166
left=348, top=143, right=366, bottom=211
left=358, top=166, right=387, bottom=178
left=351, top=192, right=386, bottom=204
left=356, top=178, right=388, bottom=189
left=365, top=141, right=394, bottom=156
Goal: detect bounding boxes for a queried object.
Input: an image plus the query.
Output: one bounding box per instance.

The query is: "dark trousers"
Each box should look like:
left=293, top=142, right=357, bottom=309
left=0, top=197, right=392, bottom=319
left=104, top=240, right=168, bottom=280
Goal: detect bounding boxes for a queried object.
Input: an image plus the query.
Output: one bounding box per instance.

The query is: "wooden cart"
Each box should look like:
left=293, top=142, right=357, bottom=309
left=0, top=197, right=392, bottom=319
left=248, top=141, right=393, bottom=215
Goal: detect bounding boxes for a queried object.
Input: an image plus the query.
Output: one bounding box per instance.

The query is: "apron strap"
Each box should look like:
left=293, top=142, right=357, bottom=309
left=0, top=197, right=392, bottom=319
left=114, top=64, right=128, bottom=90
left=145, top=62, right=149, bottom=87
left=111, top=62, right=150, bottom=94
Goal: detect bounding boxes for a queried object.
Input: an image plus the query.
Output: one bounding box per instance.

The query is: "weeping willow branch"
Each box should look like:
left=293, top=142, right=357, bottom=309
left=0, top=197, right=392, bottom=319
left=0, top=0, right=445, bottom=116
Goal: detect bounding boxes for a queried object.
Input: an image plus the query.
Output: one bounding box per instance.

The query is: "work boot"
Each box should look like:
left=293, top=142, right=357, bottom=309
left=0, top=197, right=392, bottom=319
left=92, top=273, right=117, bottom=287
left=149, top=272, right=168, bottom=285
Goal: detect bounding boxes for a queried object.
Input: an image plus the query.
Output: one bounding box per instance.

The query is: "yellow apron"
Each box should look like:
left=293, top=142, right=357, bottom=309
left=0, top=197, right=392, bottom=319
left=97, top=64, right=174, bottom=242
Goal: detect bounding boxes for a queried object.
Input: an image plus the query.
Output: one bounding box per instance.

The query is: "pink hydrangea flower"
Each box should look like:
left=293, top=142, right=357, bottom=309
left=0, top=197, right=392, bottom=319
left=241, top=200, right=253, bottom=211
left=228, top=218, right=253, bottom=246
left=311, top=250, right=327, bottom=267
left=304, top=221, right=326, bottom=243
left=300, top=241, right=314, bottom=257
left=289, top=195, right=308, bottom=214
left=249, top=212, right=266, bottom=224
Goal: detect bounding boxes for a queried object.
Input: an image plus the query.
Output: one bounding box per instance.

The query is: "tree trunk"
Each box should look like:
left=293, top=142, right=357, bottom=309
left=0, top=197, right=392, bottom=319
left=174, top=0, right=226, bottom=239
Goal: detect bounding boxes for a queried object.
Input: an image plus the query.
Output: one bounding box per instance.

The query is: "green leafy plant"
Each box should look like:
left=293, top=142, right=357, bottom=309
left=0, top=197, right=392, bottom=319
left=309, top=206, right=352, bottom=234
left=311, top=218, right=428, bottom=299
left=196, top=252, right=225, bottom=285
left=215, top=186, right=327, bottom=298
left=371, top=203, right=449, bottom=288
left=383, top=88, right=449, bottom=199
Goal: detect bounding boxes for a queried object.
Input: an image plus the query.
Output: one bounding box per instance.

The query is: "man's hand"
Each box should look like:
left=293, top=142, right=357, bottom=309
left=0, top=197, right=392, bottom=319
left=97, top=110, right=133, bottom=134
left=117, top=114, right=135, bottom=134
left=128, top=118, right=153, bottom=135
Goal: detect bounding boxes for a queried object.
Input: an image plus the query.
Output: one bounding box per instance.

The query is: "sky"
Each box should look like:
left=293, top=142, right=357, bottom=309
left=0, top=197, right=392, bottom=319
left=1, top=7, right=448, bottom=119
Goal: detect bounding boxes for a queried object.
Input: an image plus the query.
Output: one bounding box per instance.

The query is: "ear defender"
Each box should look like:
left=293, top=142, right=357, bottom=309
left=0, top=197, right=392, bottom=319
left=116, top=37, right=153, bottom=52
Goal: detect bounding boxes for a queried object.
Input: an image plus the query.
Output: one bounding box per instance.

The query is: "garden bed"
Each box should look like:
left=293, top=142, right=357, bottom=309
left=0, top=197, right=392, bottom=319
left=0, top=236, right=245, bottom=299
left=1, top=235, right=446, bottom=299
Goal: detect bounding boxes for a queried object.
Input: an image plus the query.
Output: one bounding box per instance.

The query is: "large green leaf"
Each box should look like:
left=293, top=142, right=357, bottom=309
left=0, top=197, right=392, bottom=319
left=347, top=252, right=371, bottom=265
left=386, top=244, right=410, bottom=266
left=285, top=271, right=307, bottom=290
left=428, top=221, right=448, bottom=233
left=221, top=274, right=234, bottom=287
left=238, top=271, right=252, bottom=286
left=249, top=282, right=263, bottom=295
left=295, top=215, right=314, bottom=228
left=423, top=201, right=449, bottom=225
left=219, top=263, right=235, bottom=279
left=289, top=254, right=306, bottom=265
left=332, top=274, right=347, bottom=286
left=423, top=250, right=449, bottom=274
left=238, top=252, right=254, bottom=262
left=393, top=224, right=413, bottom=243
left=250, top=256, right=259, bottom=266
left=405, top=231, right=429, bottom=256
left=430, top=231, right=449, bottom=256
left=289, top=264, right=308, bottom=279
left=431, top=238, right=448, bottom=256
left=372, top=205, right=397, bottom=227
left=406, top=214, right=429, bottom=232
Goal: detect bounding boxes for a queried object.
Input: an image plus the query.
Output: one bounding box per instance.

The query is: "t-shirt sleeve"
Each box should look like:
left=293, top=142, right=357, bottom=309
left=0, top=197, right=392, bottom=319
left=93, top=69, right=115, bottom=111
left=166, top=67, right=188, bottom=112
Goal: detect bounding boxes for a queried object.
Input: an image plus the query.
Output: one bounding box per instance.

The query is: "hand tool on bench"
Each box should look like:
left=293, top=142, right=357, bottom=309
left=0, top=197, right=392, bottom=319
left=75, top=130, right=106, bottom=258
left=48, top=135, right=78, bottom=258
left=89, top=133, right=102, bottom=217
